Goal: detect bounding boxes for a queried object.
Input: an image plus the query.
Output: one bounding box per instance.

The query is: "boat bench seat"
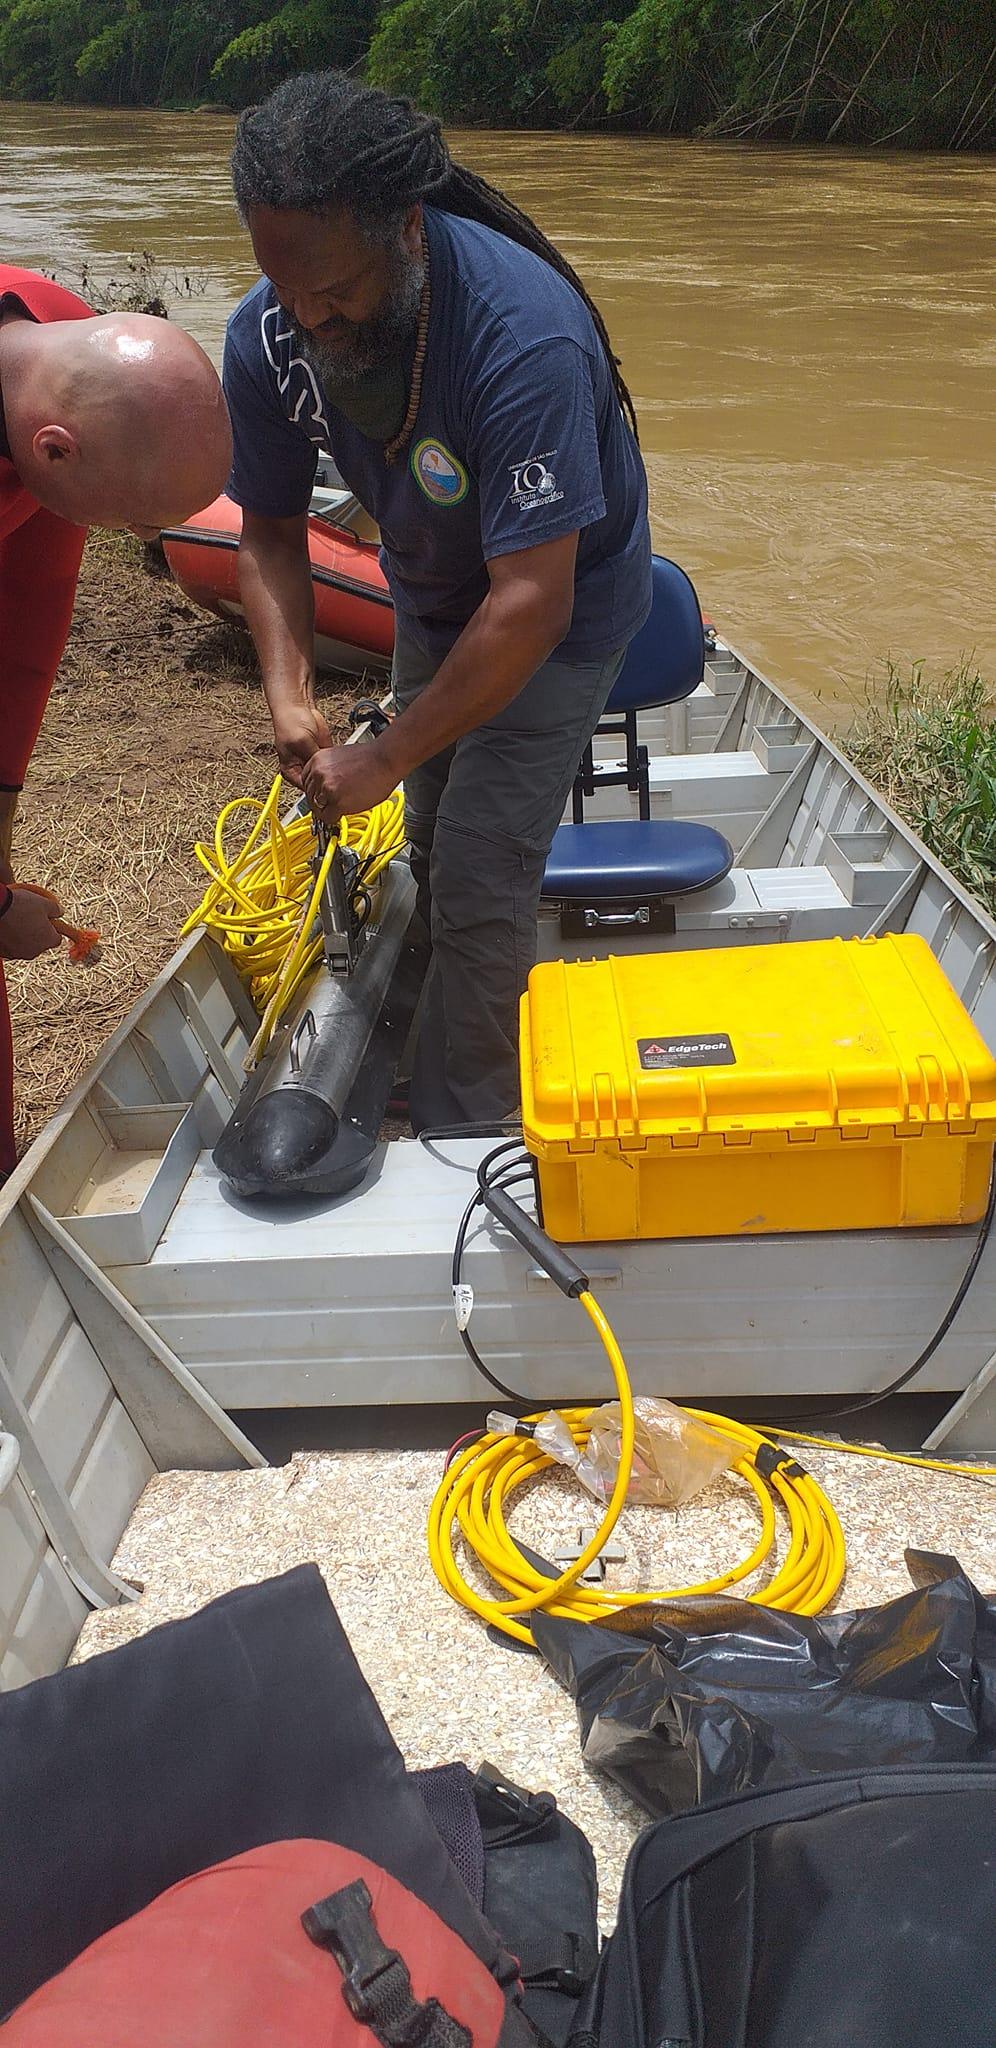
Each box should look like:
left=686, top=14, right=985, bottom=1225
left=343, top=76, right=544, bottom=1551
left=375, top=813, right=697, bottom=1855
left=544, top=820, right=734, bottom=901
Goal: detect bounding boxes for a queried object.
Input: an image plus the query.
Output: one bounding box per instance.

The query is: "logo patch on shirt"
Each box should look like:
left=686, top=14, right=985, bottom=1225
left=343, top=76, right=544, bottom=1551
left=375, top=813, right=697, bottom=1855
left=260, top=305, right=331, bottom=448
left=509, top=450, right=564, bottom=512
left=411, top=438, right=469, bottom=505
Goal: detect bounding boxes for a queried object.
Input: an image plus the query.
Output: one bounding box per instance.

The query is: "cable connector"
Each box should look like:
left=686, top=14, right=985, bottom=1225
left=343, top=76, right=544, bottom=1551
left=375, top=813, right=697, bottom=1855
left=755, top=1440, right=806, bottom=1482
left=452, top=1283, right=474, bottom=1332
left=486, top=1412, right=536, bottom=1440
left=481, top=1184, right=589, bottom=1298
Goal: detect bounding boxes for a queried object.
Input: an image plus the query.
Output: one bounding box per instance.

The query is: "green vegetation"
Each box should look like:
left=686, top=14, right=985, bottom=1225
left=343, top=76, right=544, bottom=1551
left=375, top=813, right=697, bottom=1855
left=848, top=664, right=996, bottom=913
left=0, top=0, right=993, bottom=146
left=0, top=1, right=376, bottom=110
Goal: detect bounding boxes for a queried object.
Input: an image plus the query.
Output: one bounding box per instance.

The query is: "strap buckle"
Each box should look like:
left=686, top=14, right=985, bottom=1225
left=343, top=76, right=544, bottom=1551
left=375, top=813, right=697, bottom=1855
left=302, top=1879, right=470, bottom=2046
left=475, top=1761, right=557, bottom=1845
left=303, top=1879, right=400, bottom=2023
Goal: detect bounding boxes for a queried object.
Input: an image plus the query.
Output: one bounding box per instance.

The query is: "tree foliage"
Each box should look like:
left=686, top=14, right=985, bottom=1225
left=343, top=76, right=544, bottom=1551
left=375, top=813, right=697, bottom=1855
left=0, top=0, right=376, bottom=108
left=0, top=0, right=992, bottom=147
left=367, top=0, right=615, bottom=126
left=599, top=0, right=996, bottom=147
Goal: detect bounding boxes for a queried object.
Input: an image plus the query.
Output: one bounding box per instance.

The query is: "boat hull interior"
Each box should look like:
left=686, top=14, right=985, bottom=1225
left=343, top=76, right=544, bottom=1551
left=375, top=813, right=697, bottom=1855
left=3, top=630, right=996, bottom=1689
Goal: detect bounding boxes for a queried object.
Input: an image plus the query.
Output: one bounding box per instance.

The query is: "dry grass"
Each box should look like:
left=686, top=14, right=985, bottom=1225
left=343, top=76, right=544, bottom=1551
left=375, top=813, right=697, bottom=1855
left=7, top=530, right=368, bottom=1156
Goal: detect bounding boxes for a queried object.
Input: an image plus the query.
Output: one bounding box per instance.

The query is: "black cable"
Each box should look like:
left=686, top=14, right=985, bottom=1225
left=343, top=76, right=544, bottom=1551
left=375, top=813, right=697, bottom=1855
left=768, top=1154, right=996, bottom=1430
left=448, top=1145, right=542, bottom=1405
left=418, top=1119, right=522, bottom=1149
left=489, top=1169, right=537, bottom=1196
left=443, top=1427, right=486, bottom=1472
left=451, top=1186, right=533, bottom=1404
left=477, top=1141, right=531, bottom=1190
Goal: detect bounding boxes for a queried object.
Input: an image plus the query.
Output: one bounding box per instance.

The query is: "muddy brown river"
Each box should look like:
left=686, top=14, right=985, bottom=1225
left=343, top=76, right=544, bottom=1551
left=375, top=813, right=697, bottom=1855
left=2, top=101, right=994, bottom=721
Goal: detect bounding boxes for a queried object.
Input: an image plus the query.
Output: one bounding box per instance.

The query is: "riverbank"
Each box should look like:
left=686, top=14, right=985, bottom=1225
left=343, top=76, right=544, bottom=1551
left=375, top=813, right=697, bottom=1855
left=5, top=532, right=365, bottom=1156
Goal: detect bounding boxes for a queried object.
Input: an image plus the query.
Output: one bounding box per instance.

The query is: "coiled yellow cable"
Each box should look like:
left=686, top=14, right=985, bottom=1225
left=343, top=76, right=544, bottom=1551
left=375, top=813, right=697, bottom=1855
left=181, top=774, right=405, bottom=1064
left=428, top=1290, right=847, bottom=1646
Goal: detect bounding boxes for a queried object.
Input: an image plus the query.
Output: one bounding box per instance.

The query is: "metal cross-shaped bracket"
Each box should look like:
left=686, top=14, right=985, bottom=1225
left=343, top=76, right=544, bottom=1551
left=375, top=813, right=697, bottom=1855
left=553, top=1525, right=627, bottom=1587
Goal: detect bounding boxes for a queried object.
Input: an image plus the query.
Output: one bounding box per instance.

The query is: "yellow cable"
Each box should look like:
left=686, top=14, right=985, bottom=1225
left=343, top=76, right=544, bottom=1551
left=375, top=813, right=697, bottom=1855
left=181, top=776, right=406, bottom=1064
left=764, top=1426, right=996, bottom=1484
left=428, top=1290, right=847, bottom=1645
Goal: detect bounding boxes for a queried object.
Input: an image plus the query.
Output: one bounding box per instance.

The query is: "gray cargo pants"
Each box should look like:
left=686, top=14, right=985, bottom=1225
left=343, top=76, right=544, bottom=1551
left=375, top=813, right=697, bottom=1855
left=393, top=628, right=627, bottom=1132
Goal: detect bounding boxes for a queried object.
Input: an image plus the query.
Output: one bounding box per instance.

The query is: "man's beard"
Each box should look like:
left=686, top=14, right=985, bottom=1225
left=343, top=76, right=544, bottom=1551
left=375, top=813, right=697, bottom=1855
left=295, top=245, right=425, bottom=383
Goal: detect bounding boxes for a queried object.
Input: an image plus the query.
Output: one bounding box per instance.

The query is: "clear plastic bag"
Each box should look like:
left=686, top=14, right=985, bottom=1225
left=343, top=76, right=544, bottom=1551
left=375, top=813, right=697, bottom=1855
left=578, top=1399, right=736, bottom=1507
left=523, top=1399, right=736, bottom=1509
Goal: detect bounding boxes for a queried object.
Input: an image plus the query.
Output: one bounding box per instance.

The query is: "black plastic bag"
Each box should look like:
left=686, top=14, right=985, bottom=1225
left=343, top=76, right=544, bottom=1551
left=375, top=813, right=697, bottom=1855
left=532, top=1549, right=996, bottom=1817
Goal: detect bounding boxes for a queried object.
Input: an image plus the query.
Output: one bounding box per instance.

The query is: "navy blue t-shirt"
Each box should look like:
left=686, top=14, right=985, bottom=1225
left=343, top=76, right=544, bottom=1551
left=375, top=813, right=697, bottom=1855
left=222, top=206, right=652, bottom=662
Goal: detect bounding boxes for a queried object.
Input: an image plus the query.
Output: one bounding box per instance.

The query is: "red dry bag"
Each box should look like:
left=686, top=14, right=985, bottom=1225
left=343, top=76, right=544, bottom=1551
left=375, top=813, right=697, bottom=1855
left=3, top=1839, right=536, bottom=2047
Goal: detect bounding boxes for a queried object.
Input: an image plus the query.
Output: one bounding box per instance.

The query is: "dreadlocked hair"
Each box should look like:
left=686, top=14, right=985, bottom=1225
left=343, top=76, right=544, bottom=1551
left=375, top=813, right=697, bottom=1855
left=232, top=70, right=639, bottom=442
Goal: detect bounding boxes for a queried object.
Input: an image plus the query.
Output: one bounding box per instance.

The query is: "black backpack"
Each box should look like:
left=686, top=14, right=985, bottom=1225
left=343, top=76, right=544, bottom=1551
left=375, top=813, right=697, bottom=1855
left=418, top=1761, right=599, bottom=2045
left=570, top=1763, right=996, bottom=2047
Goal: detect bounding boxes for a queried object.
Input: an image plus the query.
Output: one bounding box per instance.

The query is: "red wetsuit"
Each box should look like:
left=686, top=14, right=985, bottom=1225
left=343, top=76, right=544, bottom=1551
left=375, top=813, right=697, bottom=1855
left=0, top=265, right=91, bottom=1175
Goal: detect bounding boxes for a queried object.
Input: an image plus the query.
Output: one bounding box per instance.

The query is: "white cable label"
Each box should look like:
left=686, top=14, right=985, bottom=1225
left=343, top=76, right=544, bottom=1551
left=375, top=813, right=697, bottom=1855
left=452, top=1283, right=474, bottom=1332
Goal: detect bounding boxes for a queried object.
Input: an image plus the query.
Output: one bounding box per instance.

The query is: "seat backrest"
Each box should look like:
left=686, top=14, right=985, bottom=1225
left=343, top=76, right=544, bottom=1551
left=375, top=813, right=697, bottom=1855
left=607, top=555, right=705, bottom=714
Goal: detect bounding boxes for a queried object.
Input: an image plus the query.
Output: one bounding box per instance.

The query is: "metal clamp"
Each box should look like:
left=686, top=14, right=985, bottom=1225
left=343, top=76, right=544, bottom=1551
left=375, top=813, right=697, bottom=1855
left=348, top=699, right=392, bottom=739
left=553, top=1524, right=626, bottom=1588
left=313, top=822, right=359, bottom=975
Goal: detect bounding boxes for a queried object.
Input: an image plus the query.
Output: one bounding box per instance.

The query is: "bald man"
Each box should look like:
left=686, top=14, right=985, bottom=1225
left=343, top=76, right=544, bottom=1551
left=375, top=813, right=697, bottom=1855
left=0, top=264, right=232, bottom=1176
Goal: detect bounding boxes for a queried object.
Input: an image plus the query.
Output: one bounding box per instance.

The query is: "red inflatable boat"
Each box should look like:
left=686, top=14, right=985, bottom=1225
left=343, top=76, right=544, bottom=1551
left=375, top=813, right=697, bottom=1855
left=164, top=474, right=714, bottom=680
left=161, top=479, right=394, bottom=675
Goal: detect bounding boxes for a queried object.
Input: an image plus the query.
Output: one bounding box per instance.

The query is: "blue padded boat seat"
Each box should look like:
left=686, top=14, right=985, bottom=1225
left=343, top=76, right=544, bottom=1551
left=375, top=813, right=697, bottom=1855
left=543, top=819, right=734, bottom=902
left=609, top=556, right=706, bottom=714
left=569, top=557, right=706, bottom=829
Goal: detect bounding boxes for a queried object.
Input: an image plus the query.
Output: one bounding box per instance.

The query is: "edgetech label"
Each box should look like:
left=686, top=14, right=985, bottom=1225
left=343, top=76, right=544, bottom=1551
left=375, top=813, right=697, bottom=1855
left=637, top=1033, right=736, bottom=1069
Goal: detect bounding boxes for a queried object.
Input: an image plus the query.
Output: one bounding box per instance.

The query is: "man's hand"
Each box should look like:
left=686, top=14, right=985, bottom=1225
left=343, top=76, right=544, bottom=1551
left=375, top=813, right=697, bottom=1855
left=302, top=743, right=398, bottom=827
left=273, top=704, right=333, bottom=789
left=0, top=885, right=63, bottom=961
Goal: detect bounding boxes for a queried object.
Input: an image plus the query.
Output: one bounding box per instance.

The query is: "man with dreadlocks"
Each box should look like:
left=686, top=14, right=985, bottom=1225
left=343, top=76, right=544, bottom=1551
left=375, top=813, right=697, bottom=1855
left=225, top=69, right=651, bottom=1131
